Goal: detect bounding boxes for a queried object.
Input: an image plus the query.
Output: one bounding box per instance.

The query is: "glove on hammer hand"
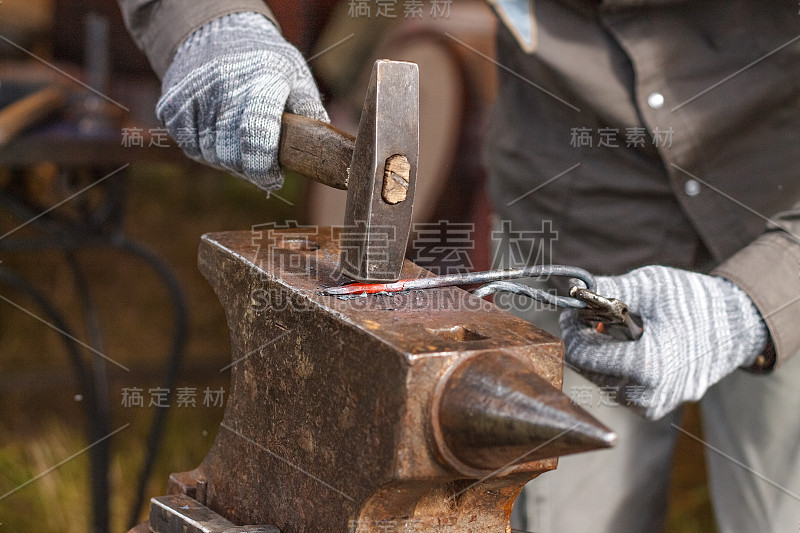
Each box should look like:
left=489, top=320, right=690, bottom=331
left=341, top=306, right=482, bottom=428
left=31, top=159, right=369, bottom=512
left=560, top=266, right=769, bottom=420
left=157, top=12, right=329, bottom=189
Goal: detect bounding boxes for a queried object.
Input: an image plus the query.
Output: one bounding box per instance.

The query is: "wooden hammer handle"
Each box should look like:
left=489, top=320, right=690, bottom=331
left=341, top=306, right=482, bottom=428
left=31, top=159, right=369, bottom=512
left=0, top=86, right=66, bottom=147
left=278, top=112, right=354, bottom=190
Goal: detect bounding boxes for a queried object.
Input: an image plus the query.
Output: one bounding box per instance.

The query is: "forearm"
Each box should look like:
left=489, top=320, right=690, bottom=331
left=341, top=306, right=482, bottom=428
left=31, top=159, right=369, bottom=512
left=116, top=0, right=277, bottom=78
left=713, top=202, right=800, bottom=369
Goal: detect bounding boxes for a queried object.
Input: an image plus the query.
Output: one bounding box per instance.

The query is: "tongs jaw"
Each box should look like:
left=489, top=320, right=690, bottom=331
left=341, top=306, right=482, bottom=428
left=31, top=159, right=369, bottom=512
left=569, top=286, right=643, bottom=341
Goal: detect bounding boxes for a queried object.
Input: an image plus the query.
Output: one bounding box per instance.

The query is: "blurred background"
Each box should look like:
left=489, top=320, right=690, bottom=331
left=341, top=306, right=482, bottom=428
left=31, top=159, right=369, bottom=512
left=0, top=1, right=714, bottom=532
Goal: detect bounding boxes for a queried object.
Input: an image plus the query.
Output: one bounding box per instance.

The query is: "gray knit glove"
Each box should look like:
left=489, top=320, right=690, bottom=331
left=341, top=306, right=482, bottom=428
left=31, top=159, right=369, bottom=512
left=156, top=12, right=328, bottom=189
left=560, top=266, right=768, bottom=420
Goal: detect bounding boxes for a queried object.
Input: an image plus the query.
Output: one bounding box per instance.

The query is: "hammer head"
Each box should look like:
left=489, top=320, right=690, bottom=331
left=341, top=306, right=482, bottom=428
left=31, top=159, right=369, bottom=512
left=341, top=60, right=419, bottom=282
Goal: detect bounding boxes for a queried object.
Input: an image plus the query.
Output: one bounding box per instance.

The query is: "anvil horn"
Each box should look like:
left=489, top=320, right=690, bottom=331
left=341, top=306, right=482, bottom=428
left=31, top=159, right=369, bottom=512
left=432, top=352, right=616, bottom=476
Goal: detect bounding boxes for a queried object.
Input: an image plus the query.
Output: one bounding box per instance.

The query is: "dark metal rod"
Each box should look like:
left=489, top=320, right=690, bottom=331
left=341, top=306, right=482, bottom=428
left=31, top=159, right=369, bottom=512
left=66, top=252, right=111, bottom=533
left=0, top=267, right=108, bottom=531
left=120, top=236, right=188, bottom=530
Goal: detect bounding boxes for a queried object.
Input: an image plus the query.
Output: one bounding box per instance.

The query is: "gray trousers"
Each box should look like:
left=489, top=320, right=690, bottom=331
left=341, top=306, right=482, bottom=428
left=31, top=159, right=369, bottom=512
left=508, top=290, right=800, bottom=533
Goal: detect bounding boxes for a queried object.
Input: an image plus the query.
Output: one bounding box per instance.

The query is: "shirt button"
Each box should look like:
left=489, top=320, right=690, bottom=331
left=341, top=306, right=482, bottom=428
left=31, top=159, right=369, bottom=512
left=647, top=92, right=665, bottom=109
left=684, top=179, right=701, bottom=197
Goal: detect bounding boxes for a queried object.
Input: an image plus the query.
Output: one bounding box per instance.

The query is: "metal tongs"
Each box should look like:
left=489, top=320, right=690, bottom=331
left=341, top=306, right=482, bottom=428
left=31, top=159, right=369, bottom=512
left=323, top=265, right=644, bottom=341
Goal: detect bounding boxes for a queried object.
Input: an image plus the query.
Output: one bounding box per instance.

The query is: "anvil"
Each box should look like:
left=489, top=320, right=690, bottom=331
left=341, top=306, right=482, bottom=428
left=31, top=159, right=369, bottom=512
left=138, top=228, right=614, bottom=533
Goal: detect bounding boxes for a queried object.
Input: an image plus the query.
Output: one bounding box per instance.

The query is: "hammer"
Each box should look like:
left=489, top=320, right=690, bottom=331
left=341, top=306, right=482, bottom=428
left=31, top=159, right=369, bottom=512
left=278, top=59, right=419, bottom=282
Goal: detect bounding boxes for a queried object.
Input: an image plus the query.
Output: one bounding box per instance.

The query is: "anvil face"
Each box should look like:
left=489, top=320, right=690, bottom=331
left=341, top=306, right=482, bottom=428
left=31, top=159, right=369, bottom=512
left=156, top=228, right=612, bottom=533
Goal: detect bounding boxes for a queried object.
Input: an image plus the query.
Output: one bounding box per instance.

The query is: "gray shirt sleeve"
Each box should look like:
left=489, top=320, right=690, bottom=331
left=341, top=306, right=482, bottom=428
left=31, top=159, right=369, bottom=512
left=116, top=0, right=277, bottom=78
left=713, top=204, right=800, bottom=370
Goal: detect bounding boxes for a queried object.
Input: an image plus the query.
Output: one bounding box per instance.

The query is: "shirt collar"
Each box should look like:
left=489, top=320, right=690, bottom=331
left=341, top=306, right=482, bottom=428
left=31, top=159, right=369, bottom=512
left=485, top=0, right=537, bottom=53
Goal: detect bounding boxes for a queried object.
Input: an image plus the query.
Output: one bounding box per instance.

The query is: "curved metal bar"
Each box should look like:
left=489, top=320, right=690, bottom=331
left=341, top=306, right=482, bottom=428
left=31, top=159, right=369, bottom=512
left=115, top=236, right=188, bottom=530
left=0, top=266, right=111, bottom=530
left=0, top=181, right=188, bottom=531
left=472, top=280, right=588, bottom=309
left=66, top=252, right=112, bottom=531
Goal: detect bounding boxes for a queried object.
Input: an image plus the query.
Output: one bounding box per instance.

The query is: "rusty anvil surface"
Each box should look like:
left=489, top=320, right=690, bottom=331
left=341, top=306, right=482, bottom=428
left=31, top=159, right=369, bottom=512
left=159, top=228, right=611, bottom=533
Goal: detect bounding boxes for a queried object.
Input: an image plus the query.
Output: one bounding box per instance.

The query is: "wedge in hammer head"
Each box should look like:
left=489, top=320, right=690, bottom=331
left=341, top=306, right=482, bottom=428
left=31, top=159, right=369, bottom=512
left=341, top=60, right=419, bottom=282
